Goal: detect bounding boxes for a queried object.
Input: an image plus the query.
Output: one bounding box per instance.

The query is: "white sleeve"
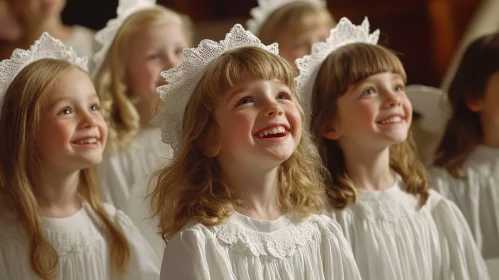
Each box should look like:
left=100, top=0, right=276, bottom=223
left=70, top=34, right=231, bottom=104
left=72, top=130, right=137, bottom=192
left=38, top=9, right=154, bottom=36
left=160, top=227, right=234, bottom=280
left=432, top=197, right=490, bottom=280
left=114, top=209, right=161, bottom=280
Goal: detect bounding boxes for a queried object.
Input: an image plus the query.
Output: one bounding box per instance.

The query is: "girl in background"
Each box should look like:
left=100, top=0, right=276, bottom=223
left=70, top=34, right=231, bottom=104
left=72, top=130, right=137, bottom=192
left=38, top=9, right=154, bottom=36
left=0, top=33, right=159, bottom=280
left=296, top=17, right=489, bottom=280
left=247, top=0, right=335, bottom=64
left=92, top=0, right=192, bottom=213
left=430, top=32, right=499, bottom=261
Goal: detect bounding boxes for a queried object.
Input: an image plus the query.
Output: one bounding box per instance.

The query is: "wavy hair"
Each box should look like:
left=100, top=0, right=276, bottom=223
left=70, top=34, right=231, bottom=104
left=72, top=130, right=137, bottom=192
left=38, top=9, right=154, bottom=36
left=150, top=46, right=330, bottom=239
left=433, top=33, right=499, bottom=178
left=0, top=59, right=130, bottom=280
left=93, top=5, right=193, bottom=153
left=310, top=43, right=429, bottom=209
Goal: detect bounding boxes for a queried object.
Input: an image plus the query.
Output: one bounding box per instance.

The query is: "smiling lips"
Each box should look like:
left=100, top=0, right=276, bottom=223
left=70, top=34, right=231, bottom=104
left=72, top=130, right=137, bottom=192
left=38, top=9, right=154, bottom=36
left=72, top=137, right=99, bottom=146
left=255, top=125, right=290, bottom=138
left=377, top=115, right=404, bottom=125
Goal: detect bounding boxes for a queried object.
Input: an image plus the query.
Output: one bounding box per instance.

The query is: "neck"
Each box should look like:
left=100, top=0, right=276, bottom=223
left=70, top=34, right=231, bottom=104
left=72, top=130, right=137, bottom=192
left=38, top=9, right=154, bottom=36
left=342, top=145, right=395, bottom=191
left=20, top=16, right=70, bottom=46
left=221, top=164, right=282, bottom=220
left=481, top=117, right=499, bottom=148
left=36, top=168, right=82, bottom=218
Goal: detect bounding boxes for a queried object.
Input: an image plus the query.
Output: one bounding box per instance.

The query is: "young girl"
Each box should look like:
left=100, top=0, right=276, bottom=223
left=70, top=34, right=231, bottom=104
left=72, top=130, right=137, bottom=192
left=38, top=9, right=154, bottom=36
left=1, top=0, right=95, bottom=59
left=92, top=0, right=192, bottom=212
left=0, top=33, right=159, bottom=280
left=296, top=17, right=489, bottom=279
left=150, top=24, right=362, bottom=279
left=247, top=0, right=335, bottom=64
left=430, top=32, right=499, bottom=261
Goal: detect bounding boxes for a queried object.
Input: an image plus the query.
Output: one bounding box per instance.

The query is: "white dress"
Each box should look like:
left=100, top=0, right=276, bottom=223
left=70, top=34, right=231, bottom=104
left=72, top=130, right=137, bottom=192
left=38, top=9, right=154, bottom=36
left=430, top=145, right=499, bottom=260
left=0, top=201, right=160, bottom=280
left=67, top=25, right=95, bottom=58
left=326, top=174, right=489, bottom=280
left=160, top=212, right=362, bottom=280
left=99, top=128, right=173, bottom=212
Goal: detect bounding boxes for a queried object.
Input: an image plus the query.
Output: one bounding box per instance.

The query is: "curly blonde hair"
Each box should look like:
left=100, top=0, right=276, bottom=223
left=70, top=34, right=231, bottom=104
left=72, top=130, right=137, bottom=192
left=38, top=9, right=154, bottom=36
left=150, top=46, right=330, bottom=239
left=0, top=59, right=130, bottom=280
left=310, top=43, right=429, bottom=209
left=93, top=5, right=193, bottom=153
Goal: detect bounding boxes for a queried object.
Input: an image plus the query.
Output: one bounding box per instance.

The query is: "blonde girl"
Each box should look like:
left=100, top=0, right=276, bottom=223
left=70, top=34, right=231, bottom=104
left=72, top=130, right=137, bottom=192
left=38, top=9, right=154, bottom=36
left=150, top=24, right=361, bottom=280
left=247, top=0, right=335, bottom=64
left=92, top=0, right=193, bottom=212
left=430, top=32, right=499, bottom=261
left=0, top=33, right=159, bottom=280
left=296, top=17, right=489, bottom=280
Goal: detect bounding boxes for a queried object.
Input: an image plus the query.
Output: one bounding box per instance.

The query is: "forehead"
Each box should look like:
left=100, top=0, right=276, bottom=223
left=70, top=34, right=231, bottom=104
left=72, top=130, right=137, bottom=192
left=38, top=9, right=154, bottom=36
left=47, top=69, right=96, bottom=101
left=129, top=23, right=187, bottom=48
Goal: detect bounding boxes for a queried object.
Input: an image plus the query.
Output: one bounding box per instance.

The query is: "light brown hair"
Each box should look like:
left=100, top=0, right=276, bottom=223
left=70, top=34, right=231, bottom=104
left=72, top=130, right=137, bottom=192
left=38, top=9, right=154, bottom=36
left=310, top=43, right=429, bottom=209
left=150, top=46, right=329, bottom=239
left=93, top=5, right=193, bottom=152
left=0, top=59, right=130, bottom=280
left=258, top=2, right=335, bottom=45
left=433, top=33, right=499, bottom=178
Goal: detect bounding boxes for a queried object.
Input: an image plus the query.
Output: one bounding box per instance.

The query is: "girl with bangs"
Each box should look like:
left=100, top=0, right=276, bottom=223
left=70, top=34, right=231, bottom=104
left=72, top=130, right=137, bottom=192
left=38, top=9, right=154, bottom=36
left=296, top=18, right=488, bottom=279
left=150, top=24, right=361, bottom=280
left=247, top=0, right=335, bottom=64
left=430, top=33, right=499, bottom=262
left=0, top=33, right=159, bottom=280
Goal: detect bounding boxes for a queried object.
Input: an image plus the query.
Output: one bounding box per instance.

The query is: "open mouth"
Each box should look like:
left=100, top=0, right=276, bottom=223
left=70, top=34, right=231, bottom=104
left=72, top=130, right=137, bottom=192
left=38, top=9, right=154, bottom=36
left=255, top=125, right=290, bottom=138
left=377, top=115, right=404, bottom=125
left=72, top=137, right=99, bottom=145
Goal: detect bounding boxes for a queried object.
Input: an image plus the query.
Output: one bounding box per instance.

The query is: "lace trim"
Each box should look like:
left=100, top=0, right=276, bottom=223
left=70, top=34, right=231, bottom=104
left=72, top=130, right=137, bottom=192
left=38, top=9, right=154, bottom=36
left=215, top=216, right=321, bottom=259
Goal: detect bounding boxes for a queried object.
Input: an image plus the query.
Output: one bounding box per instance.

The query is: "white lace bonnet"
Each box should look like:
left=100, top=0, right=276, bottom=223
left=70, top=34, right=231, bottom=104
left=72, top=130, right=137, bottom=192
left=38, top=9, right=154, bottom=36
left=0, top=32, right=88, bottom=115
left=153, top=24, right=279, bottom=153
left=91, top=0, right=156, bottom=77
left=246, top=0, right=327, bottom=36
left=295, top=17, right=379, bottom=123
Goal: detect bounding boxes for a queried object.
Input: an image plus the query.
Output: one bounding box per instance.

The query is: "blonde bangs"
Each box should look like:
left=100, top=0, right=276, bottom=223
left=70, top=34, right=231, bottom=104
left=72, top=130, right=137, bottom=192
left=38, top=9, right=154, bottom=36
left=196, top=46, right=297, bottom=106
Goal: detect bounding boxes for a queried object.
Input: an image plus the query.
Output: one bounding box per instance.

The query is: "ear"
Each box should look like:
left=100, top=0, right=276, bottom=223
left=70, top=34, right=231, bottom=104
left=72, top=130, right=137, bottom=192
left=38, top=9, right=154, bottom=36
left=322, top=122, right=341, bottom=140
left=466, top=97, right=484, bottom=112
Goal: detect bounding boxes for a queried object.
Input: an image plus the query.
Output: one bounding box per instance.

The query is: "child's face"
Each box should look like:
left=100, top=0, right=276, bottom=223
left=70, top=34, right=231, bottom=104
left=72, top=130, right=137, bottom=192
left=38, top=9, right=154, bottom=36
left=213, top=78, right=302, bottom=170
left=325, top=72, right=412, bottom=151
left=38, top=68, right=107, bottom=171
left=10, top=0, right=66, bottom=21
left=280, top=26, right=330, bottom=64
left=126, top=23, right=189, bottom=103
left=471, top=71, right=499, bottom=129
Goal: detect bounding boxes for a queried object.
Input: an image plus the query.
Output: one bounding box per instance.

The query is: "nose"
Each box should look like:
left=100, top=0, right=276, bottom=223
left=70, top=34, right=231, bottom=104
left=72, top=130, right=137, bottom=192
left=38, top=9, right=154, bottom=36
left=383, top=90, right=401, bottom=108
left=264, top=101, right=284, bottom=117
left=80, top=111, right=97, bottom=129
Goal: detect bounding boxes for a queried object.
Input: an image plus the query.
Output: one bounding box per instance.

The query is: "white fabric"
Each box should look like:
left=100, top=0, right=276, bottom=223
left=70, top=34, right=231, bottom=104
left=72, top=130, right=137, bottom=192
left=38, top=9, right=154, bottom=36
left=128, top=176, right=165, bottom=261
left=99, top=128, right=173, bottom=212
left=326, top=174, right=489, bottom=280
left=67, top=25, right=95, bottom=58
left=160, top=212, right=362, bottom=280
left=430, top=145, right=499, bottom=260
left=0, top=202, right=160, bottom=280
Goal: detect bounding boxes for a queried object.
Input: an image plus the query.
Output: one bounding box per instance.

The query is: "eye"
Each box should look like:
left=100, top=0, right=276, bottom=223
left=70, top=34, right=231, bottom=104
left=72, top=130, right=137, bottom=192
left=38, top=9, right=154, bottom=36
left=276, top=92, right=291, bottom=100
left=175, top=48, right=183, bottom=56
left=361, top=88, right=375, bottom=96
left=58, top=107, right=72, bottom=115
left=147, top=53, right=160, bottom=60
left=394, top=85, right=405, bottom=92
left=90, top=104, right=100, bottom=111
left=236, top=97, right=254, bottom=107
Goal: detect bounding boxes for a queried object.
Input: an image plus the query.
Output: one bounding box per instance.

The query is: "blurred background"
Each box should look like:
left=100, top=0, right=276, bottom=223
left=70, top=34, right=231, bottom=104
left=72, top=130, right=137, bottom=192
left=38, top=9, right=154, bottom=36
left=0, top=0, right=493, bottom=87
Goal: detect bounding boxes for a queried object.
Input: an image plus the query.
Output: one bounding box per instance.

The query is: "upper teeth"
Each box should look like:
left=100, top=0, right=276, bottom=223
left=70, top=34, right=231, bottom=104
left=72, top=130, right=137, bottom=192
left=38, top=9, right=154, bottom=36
left=380, top=116, right=402, bottom=124
left=78, top=138, right=97, bottom=144
left=258, top=126, right=287, bottom=137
